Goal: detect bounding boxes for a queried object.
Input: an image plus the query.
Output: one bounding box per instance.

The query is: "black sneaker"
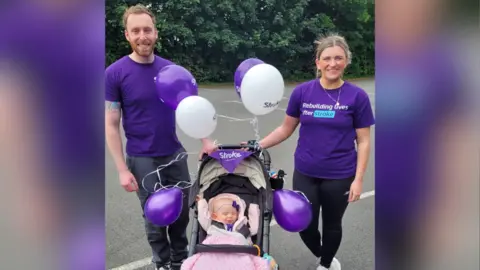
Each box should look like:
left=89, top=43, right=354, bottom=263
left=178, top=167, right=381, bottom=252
left=170, top=260, right=185, bottom=270
left=156, top=262, right=171, bottom=270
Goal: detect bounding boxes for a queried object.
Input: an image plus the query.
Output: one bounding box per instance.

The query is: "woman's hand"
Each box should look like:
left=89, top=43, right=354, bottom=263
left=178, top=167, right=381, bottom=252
left=348, top=178, right=363, bottom=202
left=240, top=140, right=262, bottom=151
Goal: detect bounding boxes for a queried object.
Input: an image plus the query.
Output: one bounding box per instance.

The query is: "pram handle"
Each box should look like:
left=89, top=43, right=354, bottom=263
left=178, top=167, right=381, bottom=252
left=194, top=243, right=261, bottom=256
left=218, top=139, right=261, bottom=150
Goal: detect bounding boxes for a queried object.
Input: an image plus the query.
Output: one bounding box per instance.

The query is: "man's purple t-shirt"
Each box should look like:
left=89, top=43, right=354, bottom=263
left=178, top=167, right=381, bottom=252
left=286, top=79, right=375, bottom=179
left=105, top=55, right=182, bottom=157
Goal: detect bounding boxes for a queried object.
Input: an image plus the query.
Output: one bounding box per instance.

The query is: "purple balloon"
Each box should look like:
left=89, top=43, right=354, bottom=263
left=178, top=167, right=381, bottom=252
left=145, top=187, right=184, bottom=227
left=273, top=189, right=312, bottom=232
left=234, top=58, right=264, bottom=97
left=155, top=65, right=198, bottom=110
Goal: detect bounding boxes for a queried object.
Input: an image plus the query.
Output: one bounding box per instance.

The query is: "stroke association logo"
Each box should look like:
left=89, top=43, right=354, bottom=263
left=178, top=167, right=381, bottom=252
left=263, top=101, right=280, bottom=108
left=313, top=110, right=335, bottom=118
left=210, top=150, right=253, bottom=173
left=219, top=151, right=242, bottom=160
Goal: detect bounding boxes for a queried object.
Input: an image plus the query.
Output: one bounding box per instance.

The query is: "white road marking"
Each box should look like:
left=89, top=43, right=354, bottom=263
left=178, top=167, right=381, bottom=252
left=109, top=190, right=375, bottom=270
left=360, top=190, right=375, bottom=199
left=109, top=257, right=152, bottom=270
left=270, top=219, right=278, bottom=226
left=215, top=114, right=247, bottom=121
left=223, top=100, right=242, bottom=104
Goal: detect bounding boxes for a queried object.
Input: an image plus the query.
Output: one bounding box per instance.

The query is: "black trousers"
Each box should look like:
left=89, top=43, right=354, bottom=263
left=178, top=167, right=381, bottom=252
left=126, top=147, right=191, bottom=267
left=292, top=169, right=354, bottom=268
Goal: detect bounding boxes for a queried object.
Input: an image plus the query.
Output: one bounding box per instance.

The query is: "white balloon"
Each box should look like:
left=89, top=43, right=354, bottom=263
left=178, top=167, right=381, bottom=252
left=175, top=96, right=217, bottom=139
left=240, top=63, right=285, bottom=115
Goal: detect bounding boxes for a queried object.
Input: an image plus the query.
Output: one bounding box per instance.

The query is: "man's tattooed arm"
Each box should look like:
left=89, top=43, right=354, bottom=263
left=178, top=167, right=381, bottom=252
left=106, top=101, right=121, bottom=111
left=105, top=101, right=128, bottom=172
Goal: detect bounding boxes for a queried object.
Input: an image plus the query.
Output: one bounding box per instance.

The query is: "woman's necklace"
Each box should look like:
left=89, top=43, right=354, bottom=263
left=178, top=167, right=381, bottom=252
left=321, top=81, right=343, bottom=106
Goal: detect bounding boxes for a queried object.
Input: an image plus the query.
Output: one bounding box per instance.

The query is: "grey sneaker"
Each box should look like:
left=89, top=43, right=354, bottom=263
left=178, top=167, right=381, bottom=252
left=329, top=258, right=341, bottom=270
left=316, top=257, right=325, bottom=270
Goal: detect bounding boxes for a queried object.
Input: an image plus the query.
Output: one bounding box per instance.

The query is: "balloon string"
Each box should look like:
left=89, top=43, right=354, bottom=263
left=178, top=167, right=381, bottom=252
left=141, top=139, right=222, bottom=193
left=247, top=116, right=264, bottom=158
left=216, top=113, right=265, bottom=166
left=250, top=116, right=261, bottom=142
left=142, top=113, right=264, bottom=193
left=216, top=114, right=261, bottom=142
left=141, top=151, right=200, bottom=193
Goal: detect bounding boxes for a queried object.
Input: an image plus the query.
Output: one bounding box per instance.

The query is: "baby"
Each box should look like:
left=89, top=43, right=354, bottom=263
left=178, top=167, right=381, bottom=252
left=209, top=197, right=251, bottom=238
left=195, top=194, right=253, bottom=244
left=211, top=197, right=239, bottom=224
left=182, top=194, right=276, bottom=270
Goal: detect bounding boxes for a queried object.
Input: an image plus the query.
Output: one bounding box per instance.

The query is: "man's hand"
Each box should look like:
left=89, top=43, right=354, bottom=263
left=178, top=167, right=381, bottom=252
left=119, top=170, right=138, bottom=192
left=199, top=138, right=218, bottom=160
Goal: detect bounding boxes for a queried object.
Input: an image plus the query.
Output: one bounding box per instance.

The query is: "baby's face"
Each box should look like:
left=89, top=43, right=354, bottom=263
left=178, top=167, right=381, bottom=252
left=211, top=199, right=239, bottom=224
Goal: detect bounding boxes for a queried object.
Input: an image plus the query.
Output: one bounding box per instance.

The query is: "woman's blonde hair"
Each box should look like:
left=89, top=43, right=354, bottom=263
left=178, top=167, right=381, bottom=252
left=314, top=33, right=352, bottom=77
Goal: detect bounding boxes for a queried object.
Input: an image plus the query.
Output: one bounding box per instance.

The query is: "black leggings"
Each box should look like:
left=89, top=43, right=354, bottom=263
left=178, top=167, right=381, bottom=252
left=292, top=169, right=354, bottom=268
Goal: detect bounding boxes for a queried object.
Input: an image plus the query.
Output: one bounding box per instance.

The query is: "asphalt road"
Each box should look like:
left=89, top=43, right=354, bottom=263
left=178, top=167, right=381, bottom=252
left=106, top=79, right=375, bottom=270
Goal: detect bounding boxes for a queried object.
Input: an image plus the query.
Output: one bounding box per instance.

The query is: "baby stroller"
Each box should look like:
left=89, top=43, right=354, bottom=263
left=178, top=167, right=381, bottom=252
left=187, top=142, right=285, bottom=268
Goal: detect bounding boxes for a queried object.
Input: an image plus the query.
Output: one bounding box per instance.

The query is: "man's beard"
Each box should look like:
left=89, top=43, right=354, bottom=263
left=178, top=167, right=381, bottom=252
left=130, top=42, right=154, bottom=57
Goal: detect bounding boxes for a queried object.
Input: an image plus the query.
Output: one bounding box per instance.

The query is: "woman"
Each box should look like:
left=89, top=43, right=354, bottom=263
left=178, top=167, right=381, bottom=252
left=256, top=34, right=375, bottom=270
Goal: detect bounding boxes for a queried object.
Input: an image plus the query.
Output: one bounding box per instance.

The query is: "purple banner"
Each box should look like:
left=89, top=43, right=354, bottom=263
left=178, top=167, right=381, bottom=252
left=209, top=150, right=253, bottom=173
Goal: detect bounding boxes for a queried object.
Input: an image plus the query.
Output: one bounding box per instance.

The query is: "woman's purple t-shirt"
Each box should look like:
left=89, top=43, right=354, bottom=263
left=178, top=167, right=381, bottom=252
left=285, top=79, right=375, bottom=179
left=105, top=56, right=182, bottom=157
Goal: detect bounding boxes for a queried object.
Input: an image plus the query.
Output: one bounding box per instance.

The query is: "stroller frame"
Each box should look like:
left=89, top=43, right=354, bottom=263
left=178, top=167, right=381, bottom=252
left=187, top=144, right=283, bottom=259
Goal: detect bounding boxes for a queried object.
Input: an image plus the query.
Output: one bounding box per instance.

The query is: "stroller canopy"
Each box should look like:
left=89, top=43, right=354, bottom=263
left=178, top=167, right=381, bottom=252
left=197, top=156, right=268, bottom=197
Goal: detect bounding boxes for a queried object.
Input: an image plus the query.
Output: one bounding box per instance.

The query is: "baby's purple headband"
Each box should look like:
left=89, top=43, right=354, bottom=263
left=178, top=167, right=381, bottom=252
left=232, top=200, right=239, bottom=211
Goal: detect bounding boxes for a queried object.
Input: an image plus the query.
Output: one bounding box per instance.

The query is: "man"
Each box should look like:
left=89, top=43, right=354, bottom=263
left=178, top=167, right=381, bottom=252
left=105, top=4, right=216, bottom=270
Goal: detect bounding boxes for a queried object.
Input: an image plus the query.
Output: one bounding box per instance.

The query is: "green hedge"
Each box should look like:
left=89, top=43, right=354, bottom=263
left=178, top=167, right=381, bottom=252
left=106, top=0, right=374, bottom=82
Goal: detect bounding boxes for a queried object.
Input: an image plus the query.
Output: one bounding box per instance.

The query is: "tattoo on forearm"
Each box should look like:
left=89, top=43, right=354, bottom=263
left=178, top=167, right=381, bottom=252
left=106, top=101, right=121, bottom=111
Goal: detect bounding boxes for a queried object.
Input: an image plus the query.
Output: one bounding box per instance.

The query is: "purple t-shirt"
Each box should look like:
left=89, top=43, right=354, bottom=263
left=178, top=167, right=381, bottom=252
left=105, top=55, right=182, bottom=157
left=286, top=79, right=375, bottom=179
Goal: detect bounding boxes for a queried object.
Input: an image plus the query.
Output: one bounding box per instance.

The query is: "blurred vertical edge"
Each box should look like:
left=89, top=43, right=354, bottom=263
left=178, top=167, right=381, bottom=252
left=0, top=1, right=106, bottom=270
left=375, top=0, right=479, bottom=269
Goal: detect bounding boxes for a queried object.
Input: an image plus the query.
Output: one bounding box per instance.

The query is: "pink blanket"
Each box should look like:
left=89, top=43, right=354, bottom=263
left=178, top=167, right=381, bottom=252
left=181, top=234, right=269, bottom=270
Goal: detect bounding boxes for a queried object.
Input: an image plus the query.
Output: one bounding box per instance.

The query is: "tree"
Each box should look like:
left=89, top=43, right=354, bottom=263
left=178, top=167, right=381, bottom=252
left=105, top=0, right=375, bottom=82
